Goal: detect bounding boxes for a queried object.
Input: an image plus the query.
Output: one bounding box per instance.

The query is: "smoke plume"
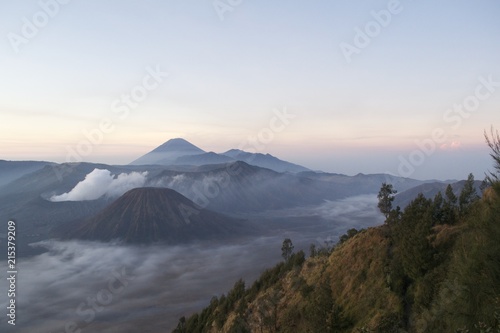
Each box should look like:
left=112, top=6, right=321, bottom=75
left=50, top=168, right=148, bottom=202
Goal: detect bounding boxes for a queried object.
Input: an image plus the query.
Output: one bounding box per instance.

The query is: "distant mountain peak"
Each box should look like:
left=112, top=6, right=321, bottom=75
left=130, top=138, right=205, bottom=166
left=152, top=138, right=204, bottom=153
left=223, top=149, right=246, bottom=156
left=130, top=138, right=310, bottom=173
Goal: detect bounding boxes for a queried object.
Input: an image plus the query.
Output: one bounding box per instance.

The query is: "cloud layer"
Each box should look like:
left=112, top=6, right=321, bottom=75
left=0, top=194, right=386, bottom=332
left=260, top=194, right=382, bottom=221
left=50, top=169, right=148, bottom=202
left=0, top=238, right=283, bottom=333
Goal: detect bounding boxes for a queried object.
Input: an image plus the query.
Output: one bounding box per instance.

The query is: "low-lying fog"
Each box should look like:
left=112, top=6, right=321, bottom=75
left=0, top=194, right=383, bottom=332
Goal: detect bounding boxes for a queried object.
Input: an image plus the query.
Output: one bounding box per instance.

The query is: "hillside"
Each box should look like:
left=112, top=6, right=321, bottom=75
left=172, top=181, right=500, bottom=333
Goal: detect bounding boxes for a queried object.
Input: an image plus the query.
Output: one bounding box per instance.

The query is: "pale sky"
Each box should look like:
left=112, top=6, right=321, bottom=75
left=1, top=0, right=499, bottom=180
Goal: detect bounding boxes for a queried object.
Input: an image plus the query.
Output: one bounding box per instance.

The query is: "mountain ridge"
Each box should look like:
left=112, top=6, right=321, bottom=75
left=130, top=138, right=310, bottom=173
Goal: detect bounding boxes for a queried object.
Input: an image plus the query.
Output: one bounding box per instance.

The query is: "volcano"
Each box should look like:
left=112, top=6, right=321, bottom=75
left=130, top=138, right=205, bottom=165
left=63, top=187, right=248, bottom=244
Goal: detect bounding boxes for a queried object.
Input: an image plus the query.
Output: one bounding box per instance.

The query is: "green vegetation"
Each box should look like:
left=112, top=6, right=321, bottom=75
left=172, top=128, right=500, bottom=333
left=485, top=126, right=500, bottom=183
left=378, top=182, right=397, bottom=219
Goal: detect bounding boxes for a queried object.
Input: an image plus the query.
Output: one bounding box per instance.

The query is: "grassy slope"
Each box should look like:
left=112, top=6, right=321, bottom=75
left=326, top=228, right=402, bottom=329
left=173, top=185, right=500, bottom=333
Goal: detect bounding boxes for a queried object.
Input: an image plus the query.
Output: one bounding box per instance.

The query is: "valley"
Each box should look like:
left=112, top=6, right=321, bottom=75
left=0, top=138, right=484, bottom=332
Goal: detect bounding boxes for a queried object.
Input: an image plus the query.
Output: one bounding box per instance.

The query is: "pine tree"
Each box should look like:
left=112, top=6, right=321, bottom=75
left=394, top=194, right=435, bottom=280
left=445, top=184, right=457, bottom=206
left=459, top=173, right=479, bottom=214
left=432, top=191, right=445, bottom=224
left=442, top=184, right=459, bottom=224
left=485, top=126, right=500, bottom=183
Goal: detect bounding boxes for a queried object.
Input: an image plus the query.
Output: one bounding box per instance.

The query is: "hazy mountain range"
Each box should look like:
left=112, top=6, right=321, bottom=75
left=0, top=138, right=487, bottom=333
left=0, top=160, right=53, bottom=187
left=130, top=138, right=310, bottom=173
left=0, top=138, right=477, bottom=255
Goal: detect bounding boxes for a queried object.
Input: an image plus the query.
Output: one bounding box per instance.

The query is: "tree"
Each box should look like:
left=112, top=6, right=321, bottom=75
left=303, top=282, right=351, bottom=332
left=459, top=173, right=479, bottom=214
left=378, top=183, right=397, bottom=219
left=281, top=238, right=294, bottom=261
left=432, top=191, right=445, bottom=224
left=441, top=185, right=458, bottom=225
left=309, top=243, right=317, bottom=258
left=173, top=316, right=186, bottom=333
left=290, top=250, right=306, bottom=267
left=445, top=184, right=457, bottom=206
left=394, top=194, right=435, bottom=280
left=227, top=279, right=246, bottom=312
left=385, top=205, right=402, bottom=225
left=485, top=126, right=500, bottom=183
left=339, top=228, right=360, bottom=244
left=443, top=184, right=460, bottom=224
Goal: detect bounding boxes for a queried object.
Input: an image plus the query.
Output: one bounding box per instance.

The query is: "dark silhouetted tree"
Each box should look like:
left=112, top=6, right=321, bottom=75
left=459, top=173, right=479, bottom=214
left=339, top=228, right=360, bottom=244
left=485, top=126, right=500, bottom=183
left=281, top=238, right=294, bottom=261
left=445, top=184, right=457, bottom=206
left=309, top=243, right=317, bottom=258
left=442, top=184, right=459, bottom=224
left=394, top=194, right=435, bottom=280
left=378, top=183, right=397, bottom=220
left=432, top=191, right=445, bottom=224
left=173, top=316, right=186, bottom=333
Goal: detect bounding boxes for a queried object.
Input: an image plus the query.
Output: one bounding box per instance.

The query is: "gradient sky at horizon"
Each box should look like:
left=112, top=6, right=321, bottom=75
left=1, top=0, right=499, bottom=180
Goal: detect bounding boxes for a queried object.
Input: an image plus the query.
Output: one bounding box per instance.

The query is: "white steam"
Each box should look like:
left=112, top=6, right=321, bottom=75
left=151, top=174, right=187, bottom=188
left=50, top=168, right=148, bottom=202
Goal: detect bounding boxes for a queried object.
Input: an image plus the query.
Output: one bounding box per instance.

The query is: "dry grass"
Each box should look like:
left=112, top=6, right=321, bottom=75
left=430, top=224, right=464, bottom=248
left=323, top=228, right=401, bottom=330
